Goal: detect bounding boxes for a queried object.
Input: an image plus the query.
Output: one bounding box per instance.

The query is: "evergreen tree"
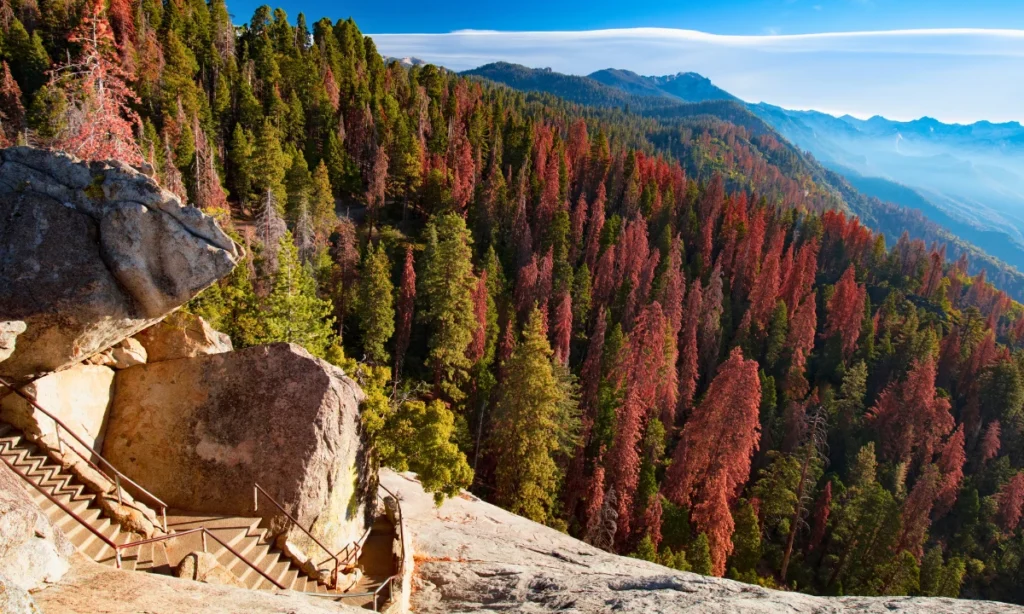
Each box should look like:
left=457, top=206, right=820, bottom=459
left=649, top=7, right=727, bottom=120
left=259, top=233, right=337, bottom=357
left=420, top=212, right=478, bottom=401
left=310, top=160, right=337, bottom=239
left=490, top=308, right=579, bottom=523
left=358, top=243, right=395, bottom=365
left=252, top=117, right=290, bottom=207
left=689, top=533, right=714, bottom=576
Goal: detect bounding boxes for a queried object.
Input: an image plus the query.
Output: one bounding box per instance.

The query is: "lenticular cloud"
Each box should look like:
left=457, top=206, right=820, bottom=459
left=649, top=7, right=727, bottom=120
left=369, top=28, right=1024, bottom=122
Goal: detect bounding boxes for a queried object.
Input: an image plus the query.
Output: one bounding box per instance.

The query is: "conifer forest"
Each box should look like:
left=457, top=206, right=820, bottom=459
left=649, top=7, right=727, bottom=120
left=4, top=0, right=1024, bottom=602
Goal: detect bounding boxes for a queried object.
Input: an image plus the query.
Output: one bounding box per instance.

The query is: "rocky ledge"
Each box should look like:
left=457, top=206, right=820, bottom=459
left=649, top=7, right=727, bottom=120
left=0, top=146, right=240, bottom=384
left=379, top=469, right=1023, bottom=614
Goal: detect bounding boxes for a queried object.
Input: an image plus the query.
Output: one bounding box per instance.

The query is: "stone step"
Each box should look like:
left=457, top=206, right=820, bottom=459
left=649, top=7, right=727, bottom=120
left=1, top=420, right=345, bottom=599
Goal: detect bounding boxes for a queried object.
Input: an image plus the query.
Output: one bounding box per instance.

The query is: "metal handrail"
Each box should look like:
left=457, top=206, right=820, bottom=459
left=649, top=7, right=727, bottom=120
left=372, top=483, right=405, bottom=612
left=328, top=523, right=371, bottom=568
left=2, top=453, right=123, bottom=568
left=1, top=433, right=285, bottom=590
left=0, top=376, right=168, bottom=532
left=117, top=527, right=287, bottom=590
left=303, top=483, right=407, bottom=612
left=253, top=482, right=339, bottom=587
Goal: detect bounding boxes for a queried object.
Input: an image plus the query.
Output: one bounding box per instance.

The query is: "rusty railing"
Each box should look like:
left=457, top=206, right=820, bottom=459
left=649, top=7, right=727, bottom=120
left=4, top=446, right=287, bottom=590
left=116, top=527, right=287, bottom=590
left=306, top=483, right=405, bottom=612
left=2, top=454, right=123, bottom=568
left=372, top=483, right=405, bottom=611
left=253, top=482, right=341, bottom=587
left=0, top=377, right=169, bottom=532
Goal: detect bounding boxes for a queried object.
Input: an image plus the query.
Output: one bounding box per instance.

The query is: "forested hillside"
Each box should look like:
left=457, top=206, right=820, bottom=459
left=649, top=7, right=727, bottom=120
left=464, top=62, right=1024, bottom=300
left=5, top=0, right=1024, bottom=603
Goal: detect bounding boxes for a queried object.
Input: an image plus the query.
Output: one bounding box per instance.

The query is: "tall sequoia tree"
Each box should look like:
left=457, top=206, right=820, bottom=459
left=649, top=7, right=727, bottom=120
left=664, top=347, right=762, bottom=576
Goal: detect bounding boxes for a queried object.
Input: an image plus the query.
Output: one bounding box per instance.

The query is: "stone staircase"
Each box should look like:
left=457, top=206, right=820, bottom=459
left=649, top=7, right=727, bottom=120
left=0, top=421, right=352, bottom=596
left=163, top=511, right=340, bottom=593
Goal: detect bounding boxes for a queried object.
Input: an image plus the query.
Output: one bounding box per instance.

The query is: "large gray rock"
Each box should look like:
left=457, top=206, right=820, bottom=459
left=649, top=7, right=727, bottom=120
left=0, top=462, right=74, bottom=592
left=0, top=147, right=240, bottom=384
left=380, top=469, right=1024, bottom=614
left=102, top=343, right=372, bottom=556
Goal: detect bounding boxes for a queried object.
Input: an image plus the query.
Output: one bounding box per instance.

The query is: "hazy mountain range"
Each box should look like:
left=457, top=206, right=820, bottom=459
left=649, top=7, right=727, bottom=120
left=463, top=61, right=1024, bottom=278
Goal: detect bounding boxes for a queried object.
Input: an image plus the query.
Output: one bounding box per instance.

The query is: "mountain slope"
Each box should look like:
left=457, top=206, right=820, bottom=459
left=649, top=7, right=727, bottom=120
left=589, top=68, right=739, bottom=103
left=463, top=62, right=685, bottom=112
left=748, top=102, right=1024, bottom=273
left=461, top=61, right=1024, bottom=298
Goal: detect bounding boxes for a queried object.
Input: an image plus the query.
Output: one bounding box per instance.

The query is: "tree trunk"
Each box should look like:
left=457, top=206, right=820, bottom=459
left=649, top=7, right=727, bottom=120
left=780, top=446, right=813, bottom=581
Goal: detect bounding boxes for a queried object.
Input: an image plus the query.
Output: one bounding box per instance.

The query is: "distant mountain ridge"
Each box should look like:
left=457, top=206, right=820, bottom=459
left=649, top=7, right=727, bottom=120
left=588, top=69, right=739, bottom=103
left=459, top=60, right=1024, bottom=296
left=747, top=103, right=1024, bottom=275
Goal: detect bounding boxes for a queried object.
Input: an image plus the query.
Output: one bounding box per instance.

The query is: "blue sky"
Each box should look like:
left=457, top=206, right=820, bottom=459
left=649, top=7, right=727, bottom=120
left=229, top=0, right=1024, bottom=35
left=228, top=0, right=1024, bottom=123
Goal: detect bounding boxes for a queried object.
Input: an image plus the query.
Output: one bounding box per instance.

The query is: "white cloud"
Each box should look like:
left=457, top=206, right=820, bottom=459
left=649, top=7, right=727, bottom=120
left=369, top=28, right=1024, bottom=123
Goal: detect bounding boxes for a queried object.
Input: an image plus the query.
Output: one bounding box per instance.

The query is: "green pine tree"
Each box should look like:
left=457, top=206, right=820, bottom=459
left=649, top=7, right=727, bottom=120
left=259, top=233, right=337, bottom=357
left=689, top=533, right=714, bottom=576
left=490, top=308, right=579, bottom=524
left=252, top=118, right=289, bottom=208
left=730, top=499, right=763, bottom=575
left=630, top=534, right=658, bottom=563
left=310, top=160, right=337, bottom=238
left=358, top=243, right=396, bottom=365
left=420, top=212, right=478, bottom=401
left=229, top=124, right=255, bottom=205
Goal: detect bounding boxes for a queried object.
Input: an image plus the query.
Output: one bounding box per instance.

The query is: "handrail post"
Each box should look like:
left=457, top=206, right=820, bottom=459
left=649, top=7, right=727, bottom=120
left=115, top=548, right=122, bottom=569
left=55, top=419, right=64, bottom=455
left=161, top=507, right=167, bottom=533
left=253, top=484, right=258, bottom=513
left=202, top=530, right=207, bottom=553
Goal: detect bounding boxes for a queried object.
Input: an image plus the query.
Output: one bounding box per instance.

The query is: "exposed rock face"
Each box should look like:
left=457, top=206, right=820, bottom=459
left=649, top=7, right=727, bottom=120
left=380, top=470, right=1023, bottom=614
left=87, top=338, right=148, bottom=369
left=0, top=321, right=25, bottom=364
left=0, top=147, right=240, bottom=384
left=103, top=343, right=371, bottom=556
left=175, top=551, right=245, bottom=588
left=135, top=311, right=232, bottom=363
left=34, top=556, right=365, bottom=614
left=0, top=463, right=73, bottom=592
left=0, top=573, right=40, bottom=614
left=0, top=364, right=115, bottom=462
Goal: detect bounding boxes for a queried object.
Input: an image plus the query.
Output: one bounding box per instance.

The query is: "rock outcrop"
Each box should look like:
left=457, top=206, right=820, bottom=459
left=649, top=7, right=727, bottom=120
left=135, top=311, right=232, bottom=363
left=33, top=555, right=366, bottom=614
left=0, top=147, right=240, bottom=384
left=103, top=343, right=372, bottom=555
left=0, top=321, right=25, bottom=364
left=175, top=551, right=245, bottom=588
left=380, top=469, right=1023, bottom=614
left=0, top=462, right=73, bottom=592
left=0, top=364, right=115, bottom=461
left=87, top=338, right=147, bottom=369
